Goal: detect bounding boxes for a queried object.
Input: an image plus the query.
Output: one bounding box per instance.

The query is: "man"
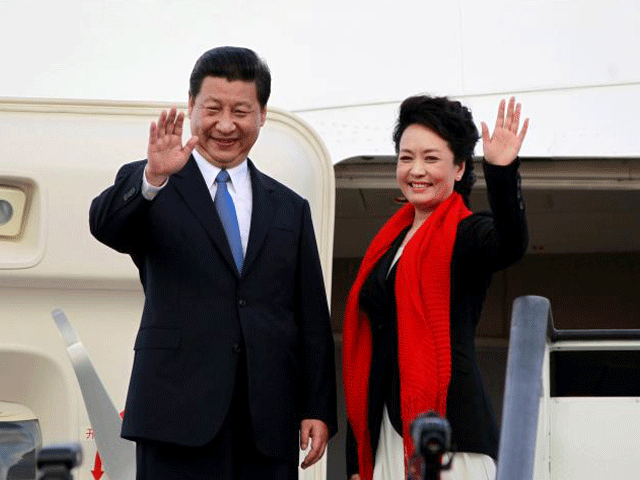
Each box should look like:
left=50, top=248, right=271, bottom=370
left=89, top=46, right=337, bottom=480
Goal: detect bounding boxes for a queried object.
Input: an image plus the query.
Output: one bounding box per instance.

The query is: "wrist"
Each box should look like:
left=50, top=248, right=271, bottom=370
left=144, top=165, right=168, bottom=187
left=483, top=157, right=520, bottom=169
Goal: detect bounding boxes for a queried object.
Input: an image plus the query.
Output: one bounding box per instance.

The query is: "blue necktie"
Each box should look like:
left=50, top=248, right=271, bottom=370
left=215, top=170, right=243, bottom=273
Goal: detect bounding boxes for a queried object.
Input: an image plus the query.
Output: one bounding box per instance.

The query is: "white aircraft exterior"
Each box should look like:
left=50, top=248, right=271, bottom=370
left=1, top=1, right=640, bottom=479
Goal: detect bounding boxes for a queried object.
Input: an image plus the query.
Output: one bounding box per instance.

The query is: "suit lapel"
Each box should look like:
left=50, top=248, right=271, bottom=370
left=243, top=159, right=277, bottom=276
left=171, top=156, right=240, bottom=278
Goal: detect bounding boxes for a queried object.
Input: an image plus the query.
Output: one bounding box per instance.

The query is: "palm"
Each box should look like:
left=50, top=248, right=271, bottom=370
left=482, top=97, right=529, bottom=166
left=146, top=108, right=198, bottom=182
left=149, top=130, right=189, bottom=173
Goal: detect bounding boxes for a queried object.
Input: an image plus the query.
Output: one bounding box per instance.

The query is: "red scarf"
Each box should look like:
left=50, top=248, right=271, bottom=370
left=343, top=192, right=471, bottom=480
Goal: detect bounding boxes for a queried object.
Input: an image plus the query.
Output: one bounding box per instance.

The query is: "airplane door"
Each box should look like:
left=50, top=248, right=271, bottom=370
left=0, top=98, right=335, bottom=480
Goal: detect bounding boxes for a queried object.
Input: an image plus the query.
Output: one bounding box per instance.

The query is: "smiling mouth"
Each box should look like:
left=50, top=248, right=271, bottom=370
left=409, top=182, right=432, bottom=189
left=213, top=138, right=237, bottom=147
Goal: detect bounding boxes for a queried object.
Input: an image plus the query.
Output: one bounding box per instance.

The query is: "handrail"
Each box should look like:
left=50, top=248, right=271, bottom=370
left=52, top=309, right=135, bottom=480
left=549, top=327, right=640, bottom=342
left=496, top=295, right=551, bottom=480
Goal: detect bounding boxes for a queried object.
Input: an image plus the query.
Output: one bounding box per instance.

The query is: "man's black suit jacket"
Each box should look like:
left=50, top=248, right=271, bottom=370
left=89, top=156, right=337, bottom=462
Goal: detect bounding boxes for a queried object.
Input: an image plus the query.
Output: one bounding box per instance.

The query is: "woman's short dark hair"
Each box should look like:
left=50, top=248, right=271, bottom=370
left=392, top=95, right=479, bottom=206
left=189, top=46, right=271, bottom=107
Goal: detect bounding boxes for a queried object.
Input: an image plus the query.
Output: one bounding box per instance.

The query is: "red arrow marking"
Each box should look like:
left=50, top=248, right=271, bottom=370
left=91, top=452, right=104, bottom=480
left=90, top=412, right=125, bottom=480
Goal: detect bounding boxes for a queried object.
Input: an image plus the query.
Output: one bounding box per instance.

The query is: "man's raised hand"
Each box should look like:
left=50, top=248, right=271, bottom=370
left=145, top=107, right=198, bottom=186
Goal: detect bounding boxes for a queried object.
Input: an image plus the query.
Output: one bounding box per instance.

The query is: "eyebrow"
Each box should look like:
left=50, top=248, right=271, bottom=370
left=399, top=147, right=442, bottom=154
left=200, top=97, right=252, bottom=108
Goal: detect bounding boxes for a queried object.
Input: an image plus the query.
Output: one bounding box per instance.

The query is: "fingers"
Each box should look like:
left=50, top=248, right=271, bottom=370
left=157, top=109, right=167, bottom=138
left=174, top=111, right=185, bottom=137
left=494, top=98, right=506, bottom=131
left=512, top=102, right=521, bottom=133
left=300, top=420, right=329, bottom=469
left=509, top=98, right=529, bottom=140
left=518, top=117, right=530, bottom=142
left=165, top=107, right=177, bottom=136
left=493, top=96, right=527, bottom=135
left=484, top=97, right=528, bottom=164
left=301, top=437, right=327, bottom=469
left=300, top=424, right=310, bottom=451
left=183, top=135, right=199, bottom=156
left=481, top=121, right=490, bottom=145
left=149, top=121, right=157, bottom=145
left=504, top=96, right=515, bottom=131
left=154, top=107, right=182, bottom=140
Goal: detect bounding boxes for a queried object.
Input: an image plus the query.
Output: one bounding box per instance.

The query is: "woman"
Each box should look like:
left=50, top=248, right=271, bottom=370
left=343, top=96, right=529, bottom=480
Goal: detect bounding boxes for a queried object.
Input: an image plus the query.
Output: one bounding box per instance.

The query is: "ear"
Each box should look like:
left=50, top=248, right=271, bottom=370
left=187, top=95, right=195, bottom=118
left=260, top=106, right=267, bottom=126
left=455, top=161, right=466, bottom=181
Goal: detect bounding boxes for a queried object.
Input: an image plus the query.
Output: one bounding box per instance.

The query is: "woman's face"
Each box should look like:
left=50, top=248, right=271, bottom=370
left=396, top=124, right=465, bottom=216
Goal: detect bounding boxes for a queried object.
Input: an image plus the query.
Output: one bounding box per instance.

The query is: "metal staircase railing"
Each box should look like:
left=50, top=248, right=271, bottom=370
left=497, top=296, right=551, bottom=480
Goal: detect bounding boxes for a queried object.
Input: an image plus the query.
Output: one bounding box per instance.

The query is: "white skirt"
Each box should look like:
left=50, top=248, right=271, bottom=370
left=372, top=406, right=496, bottom=480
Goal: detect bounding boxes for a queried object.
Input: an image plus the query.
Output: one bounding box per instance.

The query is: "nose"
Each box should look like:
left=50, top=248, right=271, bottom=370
left=215, top=111, right=235, bottom=134
left=410, top=158, right=426, bottom=176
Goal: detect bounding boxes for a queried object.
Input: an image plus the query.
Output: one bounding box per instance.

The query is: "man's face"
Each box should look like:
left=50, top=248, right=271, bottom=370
left=188, top=76, right=267, bottom=169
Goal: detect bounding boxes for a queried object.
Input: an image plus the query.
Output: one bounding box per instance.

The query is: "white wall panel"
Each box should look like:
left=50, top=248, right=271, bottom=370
left=460, top=0, right=640, bottom=94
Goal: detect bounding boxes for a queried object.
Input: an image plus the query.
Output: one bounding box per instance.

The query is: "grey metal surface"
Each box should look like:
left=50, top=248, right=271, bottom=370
left=496, top=296, right=550, bottom=480
left=52, top=309, right=135, bottom=480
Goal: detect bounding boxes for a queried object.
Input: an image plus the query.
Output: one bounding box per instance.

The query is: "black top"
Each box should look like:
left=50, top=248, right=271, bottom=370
left=346, top=160, right=528, bottom=477
left=359, top=227, right=409, bottom=452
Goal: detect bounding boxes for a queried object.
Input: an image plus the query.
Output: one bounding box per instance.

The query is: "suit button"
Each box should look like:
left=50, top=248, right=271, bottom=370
left=123, top=187, right=137, bottom=201
left=238, top=299, right=246, bottom=307
left=232, top=344, right=242, bottom=353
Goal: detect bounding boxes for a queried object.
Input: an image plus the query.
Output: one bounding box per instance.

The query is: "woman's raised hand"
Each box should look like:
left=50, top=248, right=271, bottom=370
left=481, top=97, right=529, bottom=166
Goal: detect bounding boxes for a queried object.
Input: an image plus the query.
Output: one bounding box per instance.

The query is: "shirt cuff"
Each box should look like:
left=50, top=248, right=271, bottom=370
left=141, top=166, right=168, bottom=200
